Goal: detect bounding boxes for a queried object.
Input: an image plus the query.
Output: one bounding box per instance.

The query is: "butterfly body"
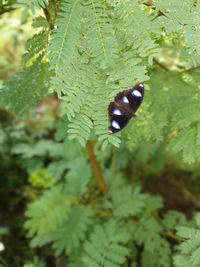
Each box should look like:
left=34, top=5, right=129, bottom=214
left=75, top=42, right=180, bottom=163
left=108, top=83, right=144, bottom=134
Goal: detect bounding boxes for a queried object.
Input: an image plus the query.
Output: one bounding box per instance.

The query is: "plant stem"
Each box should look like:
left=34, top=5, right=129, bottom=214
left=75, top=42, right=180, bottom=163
left=164, top=230, right=184, bottom=243
left=86, top=141, right=108, bottom=194
left=42, top=6, right=54, bottom=30
left=149, top=64, right=200, bottom=84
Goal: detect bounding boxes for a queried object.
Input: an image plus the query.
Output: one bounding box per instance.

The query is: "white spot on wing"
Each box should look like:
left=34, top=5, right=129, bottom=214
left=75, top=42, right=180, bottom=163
left=139, top=83, right=144, bottom=88
left=112, top=120, right=120, bottom=129
left=131, top=90, right=142, bottom=97
left=122, top=96, right=129, bottom=104
left=113, top=108, right=123, bottom=115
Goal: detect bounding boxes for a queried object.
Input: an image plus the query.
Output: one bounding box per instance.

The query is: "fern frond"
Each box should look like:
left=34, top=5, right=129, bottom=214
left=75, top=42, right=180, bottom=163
left=49, top=0, right=83, bottom=73
left=132, top=195, right=163, bottom=245
left=106, top=184, right=147, bottom=218
left=173, top=255, right=191, bottom=267
left=65, top=157, right=92, bottom=195
left=162, top=211, right=187, bottom=230
left=107, top=52, right=149, bottom=89
left=155, top=0, right=200, bottom=56
left=82, top=220, right=130, bottom=267
left=154, top=0, right=191, bottom=33
left=184, top=4, right=200, bottom=55
left=14, top=0, right=48, bottom=11
left=174, top=215, right=200, bottom=267
left=113, top=0, right=160, bottom=64
left=24, top=186, right=71, bottom=247
left=68, top=251, right=87, bottom=267
left=49, top=1, right=154, bottom=146
left=0, top=59, right=48, bottom=115
left=12, top=140, right=59, bottom=158
left=67, top=92, right=94, bottom=146
left=23, top=16, right=49, bottom=64
left=142, top=236, right=171, bottom=267
left=53, top=206, right=93, bottom=255
left=143, top=66, right=200, bottom=163
left=171, top=101, right=200, bottom=129
left=23, top=31, right=49, bottom=63
left=51, top=56, right=95, bottom=145
left=168, top=126, right=200, bottom=164
left=114, top=1, right=155, bottom=38
left=128, top=194, right=170, bottom=267
left=85, top=0, right=119, bottom=67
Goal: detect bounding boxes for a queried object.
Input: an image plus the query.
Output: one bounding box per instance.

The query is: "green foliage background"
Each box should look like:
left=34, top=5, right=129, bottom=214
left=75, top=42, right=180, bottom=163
left=1, top=0, right=200, bottom=266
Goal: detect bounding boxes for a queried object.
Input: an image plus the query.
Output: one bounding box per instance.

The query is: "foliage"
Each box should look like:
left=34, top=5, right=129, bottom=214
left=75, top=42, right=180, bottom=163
left=83, top=220, right=130, bottom=267
left=174, top=213, right=200, bottom=267
left=0, top=95, right=200, bottom=266
left=1, top=1, right=200, bottom=267
left=0, top=58, right=49, bottom=114
left=28, top=168, right=55, bottom=188
left=1, top=0, right=200, bottom=162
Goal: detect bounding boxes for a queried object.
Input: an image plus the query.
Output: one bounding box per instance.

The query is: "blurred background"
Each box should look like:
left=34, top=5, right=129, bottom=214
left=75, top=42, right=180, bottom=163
left=1, top=1, right=200, bottom=267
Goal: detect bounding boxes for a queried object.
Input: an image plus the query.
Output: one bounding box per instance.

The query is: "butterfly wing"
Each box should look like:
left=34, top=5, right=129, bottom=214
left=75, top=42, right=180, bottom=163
left=108, top=102, right=131, bottom=133
left=108, top=83, right=144, bottom=134
left=128, top=83, right=144, bottom=113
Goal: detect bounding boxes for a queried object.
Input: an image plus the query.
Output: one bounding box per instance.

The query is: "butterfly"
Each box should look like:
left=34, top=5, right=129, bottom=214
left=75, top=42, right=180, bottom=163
left=108, top=83, right=144, bottom=134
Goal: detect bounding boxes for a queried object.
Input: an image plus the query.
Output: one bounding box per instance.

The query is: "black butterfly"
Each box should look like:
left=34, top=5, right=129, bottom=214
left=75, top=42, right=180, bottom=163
left=108, top=83, right=144, bottom=134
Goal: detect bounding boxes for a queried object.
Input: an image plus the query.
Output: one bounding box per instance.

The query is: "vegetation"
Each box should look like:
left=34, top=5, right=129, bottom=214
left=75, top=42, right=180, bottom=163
left=1, top=0, right=200, bottom=266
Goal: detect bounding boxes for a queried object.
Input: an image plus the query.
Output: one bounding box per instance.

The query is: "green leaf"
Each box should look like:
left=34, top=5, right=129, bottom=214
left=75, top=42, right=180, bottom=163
left=142, top=237, right=171, bottom=267
left=82, top=220, right=130, bottom=267
left=107, top=185, right=147, bottom=218
left=0, top=60, right=49, bottom=115
left=24, top=186, right=71, bottom=247
left=174, top=215, right=200, bottom=267
left=49, top=0, right=83, bottom=74
left=53, top=206, right=93, bottom=255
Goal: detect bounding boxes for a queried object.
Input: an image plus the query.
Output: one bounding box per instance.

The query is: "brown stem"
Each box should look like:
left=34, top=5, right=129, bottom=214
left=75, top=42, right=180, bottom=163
left=142, top=1, right=167, bottom=21
left=42, top=6, right=54, bottom=30
left=154, top=58, right=171, bottom=71
left=86, top=141, right=108, bottom=194
left=169, top=64, right=200, bottom=76
left=164, top=230, right=184, bottom=243
left=149, top=64, right=200, bottom=84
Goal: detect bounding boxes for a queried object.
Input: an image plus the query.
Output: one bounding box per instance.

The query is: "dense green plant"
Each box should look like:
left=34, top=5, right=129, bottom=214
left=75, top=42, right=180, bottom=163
left=1, top=0, right=200, bottom=267
left=1, top=97, right=200, bottom=266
